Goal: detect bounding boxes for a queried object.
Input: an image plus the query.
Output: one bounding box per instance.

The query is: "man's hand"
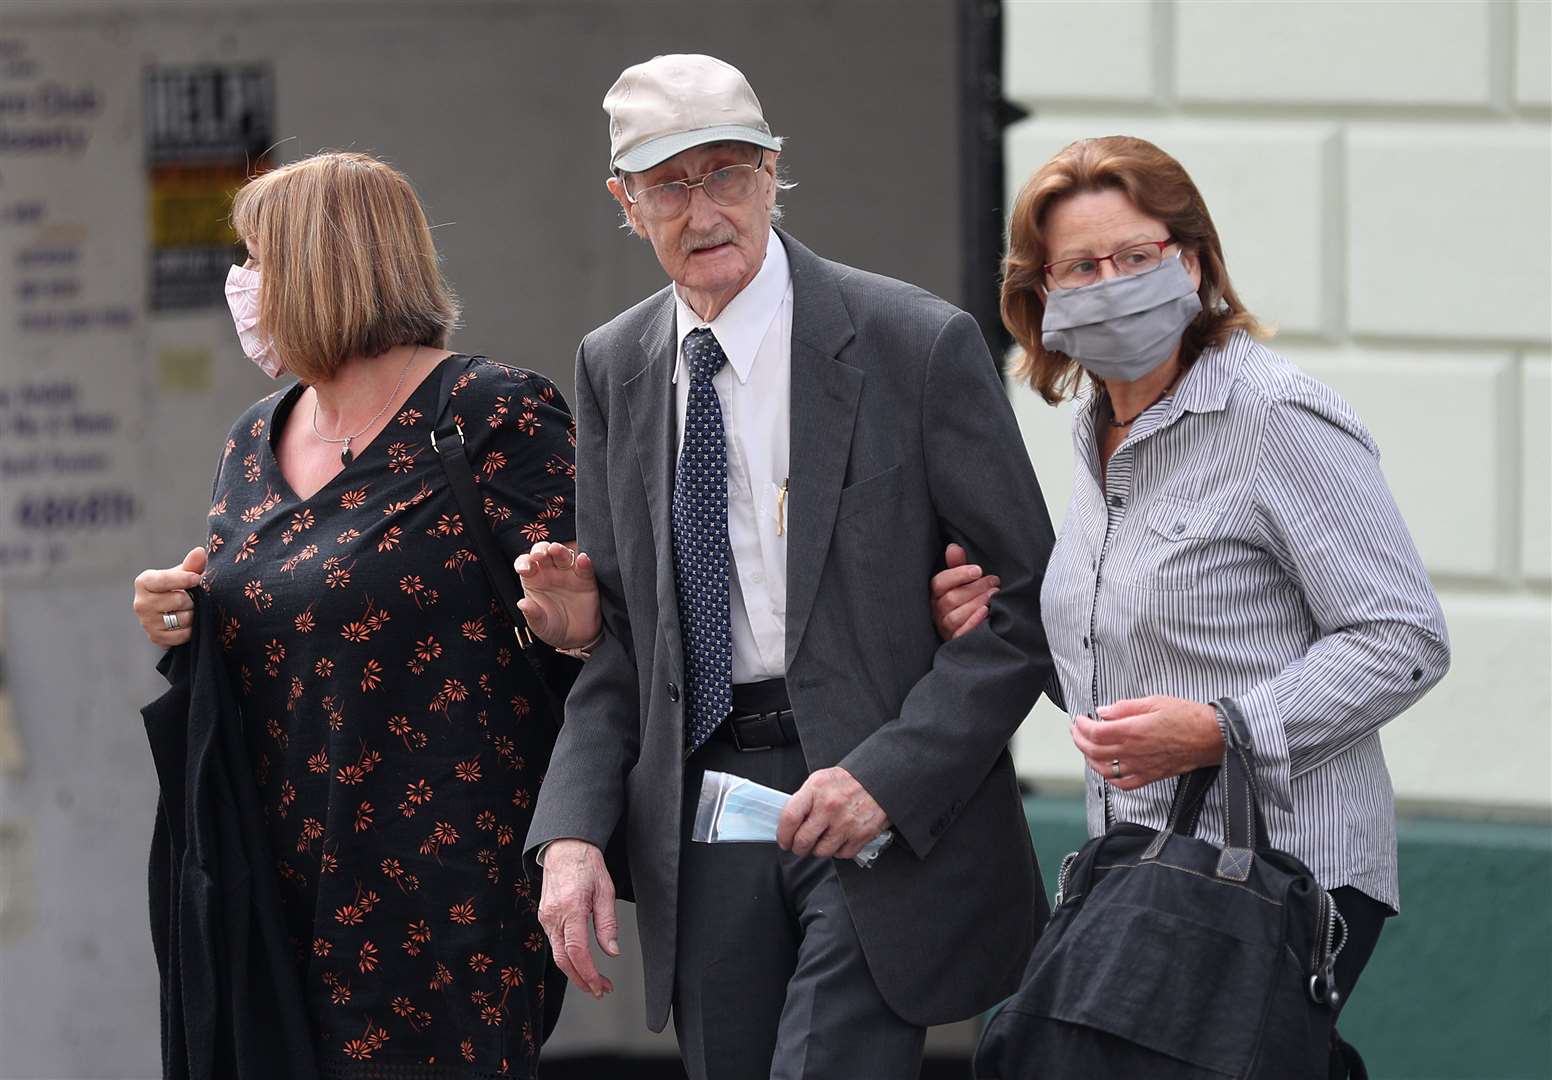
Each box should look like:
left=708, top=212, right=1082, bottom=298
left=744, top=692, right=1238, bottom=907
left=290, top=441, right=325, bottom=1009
left=536, top=839, right=620, bottom=999
left=776, top=767, right=889, bottom=861
left=1071, top=696, right=1224, bottom=791
left=515, top=541, right=602, bottom=650
left=930, top=543, right=998, bottom=641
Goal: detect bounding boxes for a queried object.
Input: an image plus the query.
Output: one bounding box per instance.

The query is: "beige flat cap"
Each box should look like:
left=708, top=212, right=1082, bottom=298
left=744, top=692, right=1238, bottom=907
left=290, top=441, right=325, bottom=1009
left=604, top=53, right=782, bottom=173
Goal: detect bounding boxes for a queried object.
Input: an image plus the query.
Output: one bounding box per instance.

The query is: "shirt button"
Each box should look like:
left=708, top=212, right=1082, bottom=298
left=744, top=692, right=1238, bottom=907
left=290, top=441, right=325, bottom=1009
left=668, top=683, right=681, bottom=702
left=1082, top=637, right=1090, bottom=649
left=750, top=573, right=764, bottom=584
left=1172, top=522, right=1185, bottom=535
left=1108, top=495, right=1124, bottom=509
left=1411, top=668, right=1423, bottom=682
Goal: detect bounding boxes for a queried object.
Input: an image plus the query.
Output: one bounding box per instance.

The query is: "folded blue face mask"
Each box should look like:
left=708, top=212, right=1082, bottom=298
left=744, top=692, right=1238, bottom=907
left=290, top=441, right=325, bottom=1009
left=691, top=770, right=893, bottom=869
left=1040, top=255, right=1202, bottom=382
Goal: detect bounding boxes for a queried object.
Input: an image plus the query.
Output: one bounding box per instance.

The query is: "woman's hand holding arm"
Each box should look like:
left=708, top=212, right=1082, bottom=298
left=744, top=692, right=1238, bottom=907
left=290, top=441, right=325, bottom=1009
left=515, top=540, right=603, bottom=651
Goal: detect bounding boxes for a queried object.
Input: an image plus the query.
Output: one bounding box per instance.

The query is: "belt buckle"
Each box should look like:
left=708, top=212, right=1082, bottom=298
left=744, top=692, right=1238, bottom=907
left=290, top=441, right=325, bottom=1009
left=729, top=712, right=773, bottom=752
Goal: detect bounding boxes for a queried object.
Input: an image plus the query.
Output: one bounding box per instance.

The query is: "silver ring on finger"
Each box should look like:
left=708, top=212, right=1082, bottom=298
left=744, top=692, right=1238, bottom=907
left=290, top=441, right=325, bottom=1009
left=162, top=612, right=181, bottom=631
left=1111, top=758, right=1122, bottom=780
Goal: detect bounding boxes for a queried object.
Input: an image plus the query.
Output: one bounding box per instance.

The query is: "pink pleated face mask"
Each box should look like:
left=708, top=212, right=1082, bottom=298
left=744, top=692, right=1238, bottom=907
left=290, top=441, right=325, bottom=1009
left=224, top=264, right=285, bottom=378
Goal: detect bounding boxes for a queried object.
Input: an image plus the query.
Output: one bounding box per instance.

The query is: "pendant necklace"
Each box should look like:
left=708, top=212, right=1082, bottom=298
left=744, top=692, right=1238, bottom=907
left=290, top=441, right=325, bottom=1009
left=311, top=346, right=419, bottom=466
left=1105, top=370, right=1182, bottom=429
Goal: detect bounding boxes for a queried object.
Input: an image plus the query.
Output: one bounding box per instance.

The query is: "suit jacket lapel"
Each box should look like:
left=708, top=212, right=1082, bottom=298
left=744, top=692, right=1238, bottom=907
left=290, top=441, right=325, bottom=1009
left=624, top=291, right=681, bottom=628
left=780, top=231, right=860, bottom=663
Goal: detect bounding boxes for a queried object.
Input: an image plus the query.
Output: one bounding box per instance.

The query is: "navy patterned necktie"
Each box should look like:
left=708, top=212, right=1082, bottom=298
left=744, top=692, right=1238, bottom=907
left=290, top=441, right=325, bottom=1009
left=673, top=328, right=734, bottom=752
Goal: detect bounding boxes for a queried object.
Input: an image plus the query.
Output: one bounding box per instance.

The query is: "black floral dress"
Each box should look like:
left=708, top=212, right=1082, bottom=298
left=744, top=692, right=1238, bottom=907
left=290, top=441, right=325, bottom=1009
left=202, top=355, right=576, bottom=1078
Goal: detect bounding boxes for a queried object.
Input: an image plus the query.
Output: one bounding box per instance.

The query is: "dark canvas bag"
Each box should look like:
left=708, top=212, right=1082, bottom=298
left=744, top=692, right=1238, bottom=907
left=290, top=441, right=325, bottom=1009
left=975, top=700, right=1350, bottom=1079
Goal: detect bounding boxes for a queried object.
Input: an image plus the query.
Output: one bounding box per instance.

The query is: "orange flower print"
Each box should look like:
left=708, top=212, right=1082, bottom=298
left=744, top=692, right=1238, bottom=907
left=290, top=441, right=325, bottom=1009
left=360, top=659, right=383, bottom=692
left=454, top=757, right=482, bottom=783
left=241, top=578, right=273, bottom=610
left=526, top=931, right=545, bottom=953
left=510, top=696, right=530, bottom=718
left=405, top=779, right=433, bottom=805
left=326, top=563, right=353, bottom=589
left=341, top=621, right=371, bottom=644
left=430, top=961, right=454, bottom=991
left=386, top=442, right=420, bottom=474
left=520, top=521, right=550, bottom=543
left=495, top=646, right=512, bottom=668
left=481, top=494, right=512, bottom=526
left=233, top=533, right=259, bottom=563
left=313, top=937, right=332, bottom=957
left=358, top=941, right=379, bottom=974
left=340, top=487, right=369, bottom=511
left=545, top=452, right=576, bottom=479
left=315, top=657, right=335, bottom=677
left=294, top=605, right=316, bottom=633
left=396, top=407, right=422, bottom=427
left=460, top=1039, right=476, bottom=1063
left=334, top=904, right=364, bottom=927
left=307, top=748, right=330, bottom=774
left=421, top=820, right=461, bottom=860
left=499, top=966, right=523, bottom=989
left=243, top=452, right=261, bottom=483
left=460, top=618, right=487, bottom=643
left=249, top=417, right=265, bottom=438
left=427, top=512, right=463, bottom=538
left=318, top=851, right=338, bottom=875
left=444, top=548, right=476, bottom=576
left=263, top=638, right=285, bottom=676
left=353, top=801, right=375, bottom=833
left=219, top=613, right=240, bottom=649
left=414, top=637, right=442, bottom=663
left=481, top=1005, right=504, bottom=1027
left=405, top=919, right=433, bottom=958
left=336, top=528, right=360, bottom=545
left=515, top=410, right=540, bottom=436
left=480, top=450, right=507, bottom=479
left=496, top=824, right=515, bottom=847
left=342, top=1019, right=389, bottom=1059
left=448, top=898, right=476, bottom=926
left=297, top=817, right=324, bottom=853
left=280, top=543, right=319, bottom=574
left=468, top=952, right=492, bottom=974
left=207, top=531, right=224, bottom=554
left=474, top=810, right=497, bottom=832
left=222, top=439, right=236, bottom=462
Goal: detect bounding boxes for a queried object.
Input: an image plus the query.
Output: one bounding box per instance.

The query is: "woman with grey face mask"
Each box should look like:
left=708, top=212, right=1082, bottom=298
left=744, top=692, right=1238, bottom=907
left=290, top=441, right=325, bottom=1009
left=934, top=135, right=1449, bottom=1072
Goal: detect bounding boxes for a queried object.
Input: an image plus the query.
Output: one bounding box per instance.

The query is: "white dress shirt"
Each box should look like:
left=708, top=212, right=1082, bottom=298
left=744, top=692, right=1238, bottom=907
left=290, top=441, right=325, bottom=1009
left=672, top=228, right=792, bottom=683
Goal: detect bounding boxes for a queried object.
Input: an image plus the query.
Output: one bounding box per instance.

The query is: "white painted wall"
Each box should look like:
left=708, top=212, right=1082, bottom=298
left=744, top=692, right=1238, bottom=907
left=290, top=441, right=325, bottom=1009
left=1003, top=0, right=1552, bottom=812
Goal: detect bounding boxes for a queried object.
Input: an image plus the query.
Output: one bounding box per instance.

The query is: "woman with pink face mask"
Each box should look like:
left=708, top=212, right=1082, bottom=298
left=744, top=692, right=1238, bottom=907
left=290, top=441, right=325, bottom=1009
left=130, top=151, right=578, bottom=1077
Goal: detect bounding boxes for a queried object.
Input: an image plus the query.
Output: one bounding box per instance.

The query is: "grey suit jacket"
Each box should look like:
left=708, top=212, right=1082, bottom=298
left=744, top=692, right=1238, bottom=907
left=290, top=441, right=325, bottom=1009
left=525, top=230, right=1059, bottom=1030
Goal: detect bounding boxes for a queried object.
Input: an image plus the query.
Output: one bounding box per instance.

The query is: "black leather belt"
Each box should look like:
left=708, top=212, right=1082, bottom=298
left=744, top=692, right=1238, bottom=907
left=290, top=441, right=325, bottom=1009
left=718, top=678, right=798, bottom=751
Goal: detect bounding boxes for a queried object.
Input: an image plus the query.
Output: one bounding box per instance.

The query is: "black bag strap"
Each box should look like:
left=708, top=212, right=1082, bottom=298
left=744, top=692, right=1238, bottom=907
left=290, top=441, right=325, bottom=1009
left=430, top=355, right=560, bottom=736
left=1142, top=697, right=1264, bottom=877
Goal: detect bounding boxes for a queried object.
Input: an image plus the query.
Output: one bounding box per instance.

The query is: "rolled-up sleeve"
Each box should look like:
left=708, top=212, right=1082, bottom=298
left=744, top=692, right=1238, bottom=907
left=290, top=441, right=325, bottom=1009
left=1241, top=396, right=1450, bottom=782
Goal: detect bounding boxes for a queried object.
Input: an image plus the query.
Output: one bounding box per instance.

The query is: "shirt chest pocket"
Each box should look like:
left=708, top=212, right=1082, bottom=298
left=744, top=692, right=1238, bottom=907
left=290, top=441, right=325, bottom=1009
left=1118, top=495, right=1225, bottom=591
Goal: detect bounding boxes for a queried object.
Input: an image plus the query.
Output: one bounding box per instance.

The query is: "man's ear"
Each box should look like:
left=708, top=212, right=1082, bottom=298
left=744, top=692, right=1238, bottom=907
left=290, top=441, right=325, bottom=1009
left=763, top=150, right=780, bottom=210
left=605, top=176, right=644, bottom=238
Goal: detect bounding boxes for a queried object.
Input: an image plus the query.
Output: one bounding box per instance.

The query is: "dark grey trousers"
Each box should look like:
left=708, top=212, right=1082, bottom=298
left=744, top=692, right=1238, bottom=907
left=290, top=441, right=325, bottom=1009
left=674, top=736, right=926, bottom=1080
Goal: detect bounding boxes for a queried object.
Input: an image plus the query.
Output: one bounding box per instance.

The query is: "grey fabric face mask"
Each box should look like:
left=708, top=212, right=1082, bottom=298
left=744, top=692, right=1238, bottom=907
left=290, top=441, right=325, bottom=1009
left=1040, top=255, right=1203, bottom=382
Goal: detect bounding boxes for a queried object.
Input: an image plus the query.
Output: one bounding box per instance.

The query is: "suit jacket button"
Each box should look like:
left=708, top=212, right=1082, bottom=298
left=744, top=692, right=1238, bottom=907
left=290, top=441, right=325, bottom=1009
left=668, top=682, right=680, bottom=702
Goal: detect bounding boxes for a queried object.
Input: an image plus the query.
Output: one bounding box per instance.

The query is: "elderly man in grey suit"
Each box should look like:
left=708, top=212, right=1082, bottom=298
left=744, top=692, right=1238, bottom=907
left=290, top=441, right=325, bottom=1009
left=520, top=54, right=1059, bottom=1079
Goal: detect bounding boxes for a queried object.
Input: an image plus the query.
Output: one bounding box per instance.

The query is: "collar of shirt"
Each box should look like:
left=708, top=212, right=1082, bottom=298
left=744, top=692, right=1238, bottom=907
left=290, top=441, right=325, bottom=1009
left=1076, top=329, right=1256, bottom=458
left=672, top=228, right=791, bottom=387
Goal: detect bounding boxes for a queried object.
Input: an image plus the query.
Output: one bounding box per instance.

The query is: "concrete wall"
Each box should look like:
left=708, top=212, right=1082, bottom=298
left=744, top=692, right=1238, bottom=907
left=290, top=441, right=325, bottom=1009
left=1002, top=0, right=1552, bottom=816
left=0, top=2, right=968, bottom=1075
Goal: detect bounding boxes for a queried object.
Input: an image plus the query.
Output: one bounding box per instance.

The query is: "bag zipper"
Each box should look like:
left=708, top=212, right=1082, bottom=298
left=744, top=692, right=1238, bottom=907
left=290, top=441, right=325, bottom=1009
left=1053, top=850, right=1080, bottom=908
left=1308, top=890, right=1349, bottom=1006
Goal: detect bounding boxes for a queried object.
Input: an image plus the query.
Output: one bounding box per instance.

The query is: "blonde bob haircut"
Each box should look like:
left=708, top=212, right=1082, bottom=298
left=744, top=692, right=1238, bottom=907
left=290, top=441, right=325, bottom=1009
left=1001, top=136, right=1264, bottom=405
left=230, top=151, right=459, bottom=384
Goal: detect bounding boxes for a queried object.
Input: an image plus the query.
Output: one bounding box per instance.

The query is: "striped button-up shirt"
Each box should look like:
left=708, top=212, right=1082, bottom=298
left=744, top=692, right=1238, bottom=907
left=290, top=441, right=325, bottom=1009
left=1041, top=331, right=1450, bottom=911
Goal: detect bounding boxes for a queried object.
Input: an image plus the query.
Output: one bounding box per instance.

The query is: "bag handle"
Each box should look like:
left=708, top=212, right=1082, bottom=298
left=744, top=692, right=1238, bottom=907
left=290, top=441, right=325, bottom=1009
left=1142, top=697, right=1264, bottom=879
left=430, top=355, right=561, bottom=738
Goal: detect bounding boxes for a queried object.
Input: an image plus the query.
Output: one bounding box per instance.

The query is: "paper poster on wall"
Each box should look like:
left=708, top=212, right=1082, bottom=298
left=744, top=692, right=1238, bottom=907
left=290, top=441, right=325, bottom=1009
left=146, top=64, right=274, bottom=311
left=0, top=29, right=148, bottom=582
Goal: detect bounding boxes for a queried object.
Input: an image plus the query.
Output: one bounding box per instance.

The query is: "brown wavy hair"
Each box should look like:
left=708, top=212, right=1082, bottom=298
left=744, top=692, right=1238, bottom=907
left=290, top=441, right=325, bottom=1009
left=230, top=152, right=459, bottom=384
left=1001, top=136, right=1265, bottom=404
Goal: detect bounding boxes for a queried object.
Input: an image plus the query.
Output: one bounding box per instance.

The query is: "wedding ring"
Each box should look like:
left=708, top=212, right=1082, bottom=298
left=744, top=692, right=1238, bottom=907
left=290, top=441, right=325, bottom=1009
left=1110, top=758, right=1122, bottom=779
left=162, top=612, right=181, bottom=631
